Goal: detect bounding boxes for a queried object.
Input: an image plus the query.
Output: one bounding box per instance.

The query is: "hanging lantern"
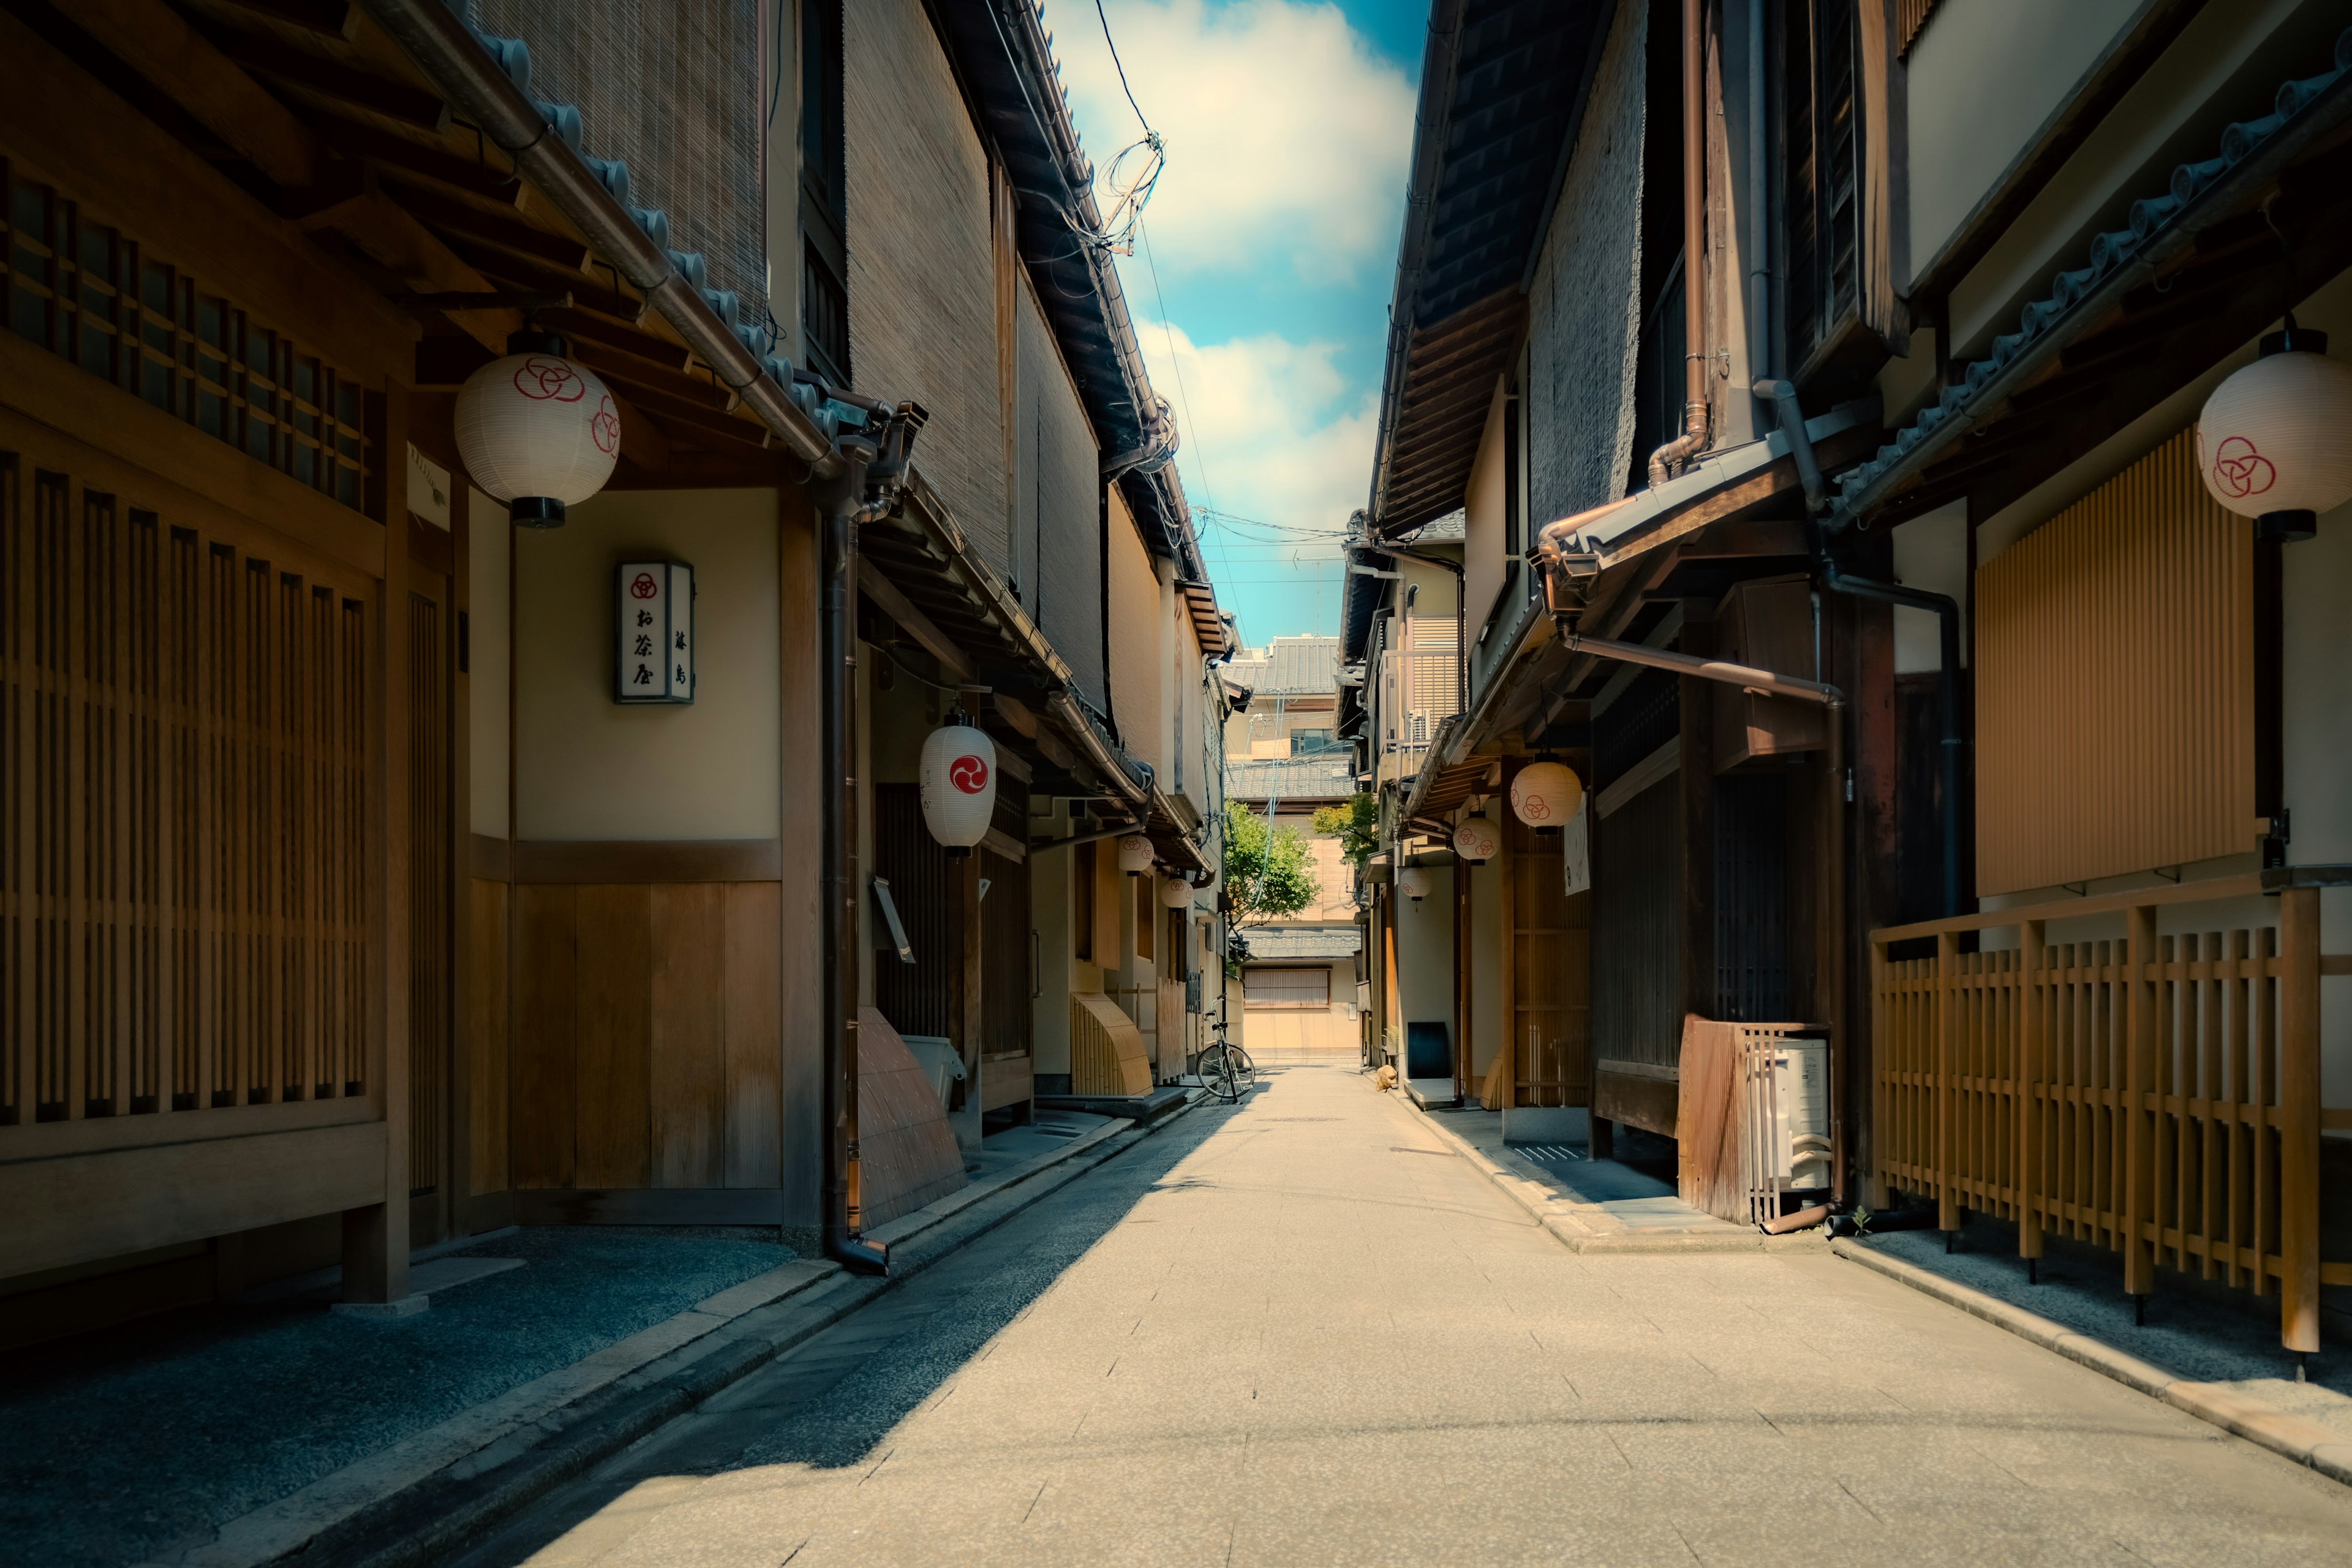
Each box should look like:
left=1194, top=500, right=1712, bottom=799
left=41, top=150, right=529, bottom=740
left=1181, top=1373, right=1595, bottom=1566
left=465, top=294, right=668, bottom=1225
left=1116, top=834, right=1154, bottom=875
left=1452, top=817, right=1501, bottom=863
left=454, top=335, right=621, bottom=527
left=2196, top=326, right=2352, bottom=540
left=1159, top=876, right=1194, bottom=910
left=1509, top=760, right=1583, bottom=828
left=918, top=722, right=997, bottom=854
left=1396, top=865, right=1432, bottom=902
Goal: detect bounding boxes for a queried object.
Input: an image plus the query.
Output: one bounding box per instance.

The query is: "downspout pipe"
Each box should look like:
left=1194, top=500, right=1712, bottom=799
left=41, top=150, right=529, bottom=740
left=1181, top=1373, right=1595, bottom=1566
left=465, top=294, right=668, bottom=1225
left=1645, top=0, right=1711, bottom=487
left=1821, top=560, right=1965, bottom=918
left=1745, top=0, right=1772, bottom=419
left=361, top=0, right=841, bottom=475
left=816, top=407, right=923, bottom=1280
left=1755, top=380, right=1826, bottom=514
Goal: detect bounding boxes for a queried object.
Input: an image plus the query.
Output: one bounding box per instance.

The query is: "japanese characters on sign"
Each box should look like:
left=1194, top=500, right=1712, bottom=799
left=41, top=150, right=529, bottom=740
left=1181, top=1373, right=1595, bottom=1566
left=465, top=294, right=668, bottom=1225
left=614, top=560, right=695, bottom=704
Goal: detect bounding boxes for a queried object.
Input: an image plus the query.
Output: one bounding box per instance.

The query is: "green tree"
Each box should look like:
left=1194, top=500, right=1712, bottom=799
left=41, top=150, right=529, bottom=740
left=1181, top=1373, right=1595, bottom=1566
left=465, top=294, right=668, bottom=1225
left=1311, top=792, right=1379, bottom=869
left=1222, top=799, right=1319, bottom=927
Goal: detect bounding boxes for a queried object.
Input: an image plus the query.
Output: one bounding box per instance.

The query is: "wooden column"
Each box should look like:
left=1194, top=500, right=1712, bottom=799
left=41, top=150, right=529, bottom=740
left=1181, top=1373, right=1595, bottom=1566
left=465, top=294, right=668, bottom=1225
left=347, top=383, right=412, bottom=1305
left=1935, top=929, right=1959, bottom=1232
left=1452, top=854, right=1468, bottom=1101
left=2278, top=885, right=2320, bottom=1354
left=1866, top=934, right=1889, bottom=1210
left=2018, top=918, right=2048, bottom=1263
left=777, top=487, right=824, bottom=1230
left=952, top=853, right=983, bottom=1157
left=2122, top=902, right=2158, bottom=1300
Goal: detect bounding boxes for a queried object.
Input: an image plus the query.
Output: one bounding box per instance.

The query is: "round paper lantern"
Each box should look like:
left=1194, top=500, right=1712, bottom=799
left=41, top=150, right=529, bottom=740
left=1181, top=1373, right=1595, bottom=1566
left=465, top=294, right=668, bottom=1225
left=454, top=350, right=620, bottom=527
left=918, top=723, right=996, bottom=853
left=1116, top=834, right=1154, bottom=875
left=1509, top=761, right=1583, bottom=828
left=1159, top=876, right=1194, bottom=910
left=1396, top=866, right=1432, bottom=902
left=2196, top=332, right=2352, bottom=539
left=1452, top=817, right=1501, bottom=863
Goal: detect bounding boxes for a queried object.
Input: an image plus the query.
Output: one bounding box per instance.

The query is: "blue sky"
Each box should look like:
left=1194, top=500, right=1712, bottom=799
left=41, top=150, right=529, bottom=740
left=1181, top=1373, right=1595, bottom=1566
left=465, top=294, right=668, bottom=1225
left=1049, top=0, right=1427, bottom=647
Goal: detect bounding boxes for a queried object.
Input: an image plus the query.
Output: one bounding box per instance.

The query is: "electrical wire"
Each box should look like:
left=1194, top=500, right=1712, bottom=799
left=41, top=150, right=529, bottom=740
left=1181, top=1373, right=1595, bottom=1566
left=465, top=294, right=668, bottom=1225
left=1093, top=0, right=1150, bottom=130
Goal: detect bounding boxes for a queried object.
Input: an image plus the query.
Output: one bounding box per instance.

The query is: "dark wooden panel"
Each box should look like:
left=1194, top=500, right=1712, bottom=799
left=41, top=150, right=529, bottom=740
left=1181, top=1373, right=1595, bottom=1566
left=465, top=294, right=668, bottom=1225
left=872, top=785, right=957, bottom=1038
left=650, top=884, right=726, bottom=1189
left=572, top=884, right=650, bottom=1189
left=510, top=884, right=576, bottom=1189
left=1507, top=813, right=1588, bottom=1109
left=979, top=846, right=1031, bottom=1059
left=1593, top=1062, right=1678, bottom=1139
left=1714, top=771, right=1790, bottom=1022
left=511, top=839, right=783, bottom=883
left=723, top=881, right=782, bottom=1189
left=466, top=878, right=508, bottom=1197
left=512, top=1188, right=785, bottom=1225
left=1592, top=775, right=1683, bottom=1069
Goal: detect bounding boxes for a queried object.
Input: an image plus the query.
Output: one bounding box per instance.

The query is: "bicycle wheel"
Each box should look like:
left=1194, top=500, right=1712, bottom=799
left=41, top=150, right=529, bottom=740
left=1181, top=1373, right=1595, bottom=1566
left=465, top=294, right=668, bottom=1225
left=1199, top=1044, right=1237, bottom=1101
left=1230, top=1046, right=1257, bottom=1090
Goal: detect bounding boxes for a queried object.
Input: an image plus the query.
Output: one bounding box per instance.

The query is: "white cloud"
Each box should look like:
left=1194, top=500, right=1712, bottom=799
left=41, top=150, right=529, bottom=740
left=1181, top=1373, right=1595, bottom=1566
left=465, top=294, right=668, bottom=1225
left=1049, top=0, right=1415, bottom=282
left=1134, top=315, right=1376, bottom=550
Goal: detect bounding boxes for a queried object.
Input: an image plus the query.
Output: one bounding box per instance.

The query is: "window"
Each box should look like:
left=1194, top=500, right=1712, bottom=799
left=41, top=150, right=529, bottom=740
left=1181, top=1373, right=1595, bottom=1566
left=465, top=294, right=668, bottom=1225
left=1074, top=840, right=1097, bottom=963
left=798, top=0, right=850, bottom=383
left=1289, top=726, right=1342, bottom=756
left=1779, top=0, right=1863, bottom=379
left=1243, top=967, right=1331, bottom=1009
left=3, top=164, right=374, bottom=514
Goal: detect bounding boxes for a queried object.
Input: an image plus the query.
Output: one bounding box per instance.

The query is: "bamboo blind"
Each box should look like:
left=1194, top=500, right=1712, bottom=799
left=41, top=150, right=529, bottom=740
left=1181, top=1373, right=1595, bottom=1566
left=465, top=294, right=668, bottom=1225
left=1, top=450, right=371, bottom=1132
left=1974, top=429, right=2252, bottom=895
left=1895, top=0, right=1940, bottom=58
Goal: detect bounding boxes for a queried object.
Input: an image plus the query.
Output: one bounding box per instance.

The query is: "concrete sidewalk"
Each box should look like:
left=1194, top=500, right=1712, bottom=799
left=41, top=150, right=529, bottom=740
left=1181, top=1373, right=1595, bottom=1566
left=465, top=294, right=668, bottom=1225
left=0, top=1099, right=1194, bottom=1568
left=426, top=1063, right=2352, bottom=1567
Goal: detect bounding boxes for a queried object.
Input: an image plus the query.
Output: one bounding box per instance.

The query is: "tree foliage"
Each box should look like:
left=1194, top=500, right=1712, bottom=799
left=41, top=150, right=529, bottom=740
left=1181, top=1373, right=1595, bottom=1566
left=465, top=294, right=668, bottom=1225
left=1221, top=800, right=1319, bottom=926
left=1311, top=792, right=1380, bottom=869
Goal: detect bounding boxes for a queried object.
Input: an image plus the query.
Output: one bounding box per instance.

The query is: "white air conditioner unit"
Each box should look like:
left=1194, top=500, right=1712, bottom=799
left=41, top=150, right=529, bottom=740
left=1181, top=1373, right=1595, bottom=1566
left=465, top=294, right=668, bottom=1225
left=1764, top=1036, right=1832, bottom=1193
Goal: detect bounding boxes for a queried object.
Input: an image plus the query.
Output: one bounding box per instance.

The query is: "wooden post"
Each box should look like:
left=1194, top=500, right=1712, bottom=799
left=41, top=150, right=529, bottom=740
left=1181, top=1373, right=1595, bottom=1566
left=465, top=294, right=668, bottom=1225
left=1936, top=930, right=1959, bottom=1231
left=2019, top=919, right=2047, bottom=1263
left=1452, top=854, right=1466, bottom=1100
left=347, top=385, right=412, bottom=1305
left=952, top=853, right=983, bottom=1158
left=1866, top=935, right=1890, bottom=1210
left=2278, top=886, right=2320, bottom=1354
left=2122, top=903, right=2157, bottom=1302
left=1486, top=810, right=1516, bottom=1110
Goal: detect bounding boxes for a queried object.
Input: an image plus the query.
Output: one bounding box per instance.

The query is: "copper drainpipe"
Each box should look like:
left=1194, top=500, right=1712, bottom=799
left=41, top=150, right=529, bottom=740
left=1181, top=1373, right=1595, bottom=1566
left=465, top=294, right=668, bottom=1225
left=1646, top=0, right=1711, bottom=486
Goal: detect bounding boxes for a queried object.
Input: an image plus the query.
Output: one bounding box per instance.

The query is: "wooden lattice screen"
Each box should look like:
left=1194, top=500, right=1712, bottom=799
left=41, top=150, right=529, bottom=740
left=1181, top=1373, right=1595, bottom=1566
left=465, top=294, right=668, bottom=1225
left=1, top=448, right=371, bottom=1131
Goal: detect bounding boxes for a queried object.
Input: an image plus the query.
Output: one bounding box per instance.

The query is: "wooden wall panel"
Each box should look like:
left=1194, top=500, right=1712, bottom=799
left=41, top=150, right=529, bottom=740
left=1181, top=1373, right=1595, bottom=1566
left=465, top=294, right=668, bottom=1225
left=650, top=883, right=726, bottom=1189
left=723, top=881, right=782, bottom=1188
left=1507, top=813, right=1591, bottom=1107
left=1975, top=428, right=2253, bottom=895
left=466, top=878, right=508, bottom=1196
left=510, top=884, right=577, bottom=1188
left=572, top=885, right=651, bottom=1189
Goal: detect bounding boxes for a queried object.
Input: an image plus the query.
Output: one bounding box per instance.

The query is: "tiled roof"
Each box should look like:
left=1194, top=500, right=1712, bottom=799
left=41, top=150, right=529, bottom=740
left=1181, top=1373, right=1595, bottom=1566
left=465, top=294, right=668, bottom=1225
left=1226, top=635, right=1341, bottom=697
left=1224, top=757, right=1357, bottom=802
left=1238, top=927, right=1363, bottom=960
left=1830, top=28, right=2352, bottom=525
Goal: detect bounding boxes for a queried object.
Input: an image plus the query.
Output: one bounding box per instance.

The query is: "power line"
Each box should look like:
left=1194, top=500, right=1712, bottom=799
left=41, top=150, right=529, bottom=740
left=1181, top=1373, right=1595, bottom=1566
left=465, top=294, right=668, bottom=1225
left=1092, top=0, right=1151, bottom=131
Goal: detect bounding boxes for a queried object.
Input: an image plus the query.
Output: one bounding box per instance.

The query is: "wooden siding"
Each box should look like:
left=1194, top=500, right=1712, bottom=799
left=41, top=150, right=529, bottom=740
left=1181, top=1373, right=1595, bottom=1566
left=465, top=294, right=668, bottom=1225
left=1975, top=429, right=2253, bottom=895
left=980, top=843, right=1031, bottom=1058
left=1592, top=775, right=1682, bottom=1069
left=508, top=879, right=782, bottom=1193
left=1, top=441, right=372, bottom=1144
left=843, top=0, right=1006, bottom=567
left=1506, top=812, right=1591, bottom=1107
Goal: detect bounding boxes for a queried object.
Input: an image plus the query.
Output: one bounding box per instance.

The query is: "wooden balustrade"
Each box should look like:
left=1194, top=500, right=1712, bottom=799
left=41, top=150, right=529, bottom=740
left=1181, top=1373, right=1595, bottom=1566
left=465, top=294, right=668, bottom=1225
left=1869, top=870, right=2351, bottom=1352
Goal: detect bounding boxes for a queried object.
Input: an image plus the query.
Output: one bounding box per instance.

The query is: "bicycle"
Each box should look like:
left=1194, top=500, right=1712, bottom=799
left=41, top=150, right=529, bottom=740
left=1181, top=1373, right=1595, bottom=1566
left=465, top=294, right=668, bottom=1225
left=1196, top=1011, right=1257, bottom=1102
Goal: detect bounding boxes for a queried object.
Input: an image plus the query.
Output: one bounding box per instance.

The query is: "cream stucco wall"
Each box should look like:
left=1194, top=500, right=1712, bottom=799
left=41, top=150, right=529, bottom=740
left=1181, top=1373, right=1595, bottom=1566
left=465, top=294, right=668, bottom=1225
left=467, top=488, right=510, bottom=839
left=1904, top=0, right=2144, bottom=281
left=1107, top=488, right=1163, bottom=771
left=1393, top=864, right=1456, bottom=1039
left=513, top=488, right=780, bottom=841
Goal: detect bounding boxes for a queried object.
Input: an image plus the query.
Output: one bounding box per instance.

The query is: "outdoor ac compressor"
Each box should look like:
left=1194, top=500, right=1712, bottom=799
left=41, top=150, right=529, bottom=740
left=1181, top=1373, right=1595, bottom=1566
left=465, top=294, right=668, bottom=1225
left=1767, top=1037, right=1832, bottom=1193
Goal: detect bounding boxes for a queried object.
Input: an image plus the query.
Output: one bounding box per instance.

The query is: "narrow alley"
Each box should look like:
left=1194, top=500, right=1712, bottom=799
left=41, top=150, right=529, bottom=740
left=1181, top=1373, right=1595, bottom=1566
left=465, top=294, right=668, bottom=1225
left=442, top=1070, right=2352, bottom=1568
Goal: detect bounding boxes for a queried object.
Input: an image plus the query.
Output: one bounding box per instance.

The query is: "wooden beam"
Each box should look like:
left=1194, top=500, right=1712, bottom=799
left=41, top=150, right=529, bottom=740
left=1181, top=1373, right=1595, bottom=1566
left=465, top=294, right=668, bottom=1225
left=206, top=25, right=450, bottom=133
left=859, top=560, right=975, bottom=682
left=70, top=0, right=321, bottom=190
left=309, top=187, right=513, bottom=350
left=213, top=0, right=358, bottom=39
left=992, top=693, right=1040, bottom=738
left=384, top=177, right=590, bottom=270
left=611, top=389, right=669, bottom=475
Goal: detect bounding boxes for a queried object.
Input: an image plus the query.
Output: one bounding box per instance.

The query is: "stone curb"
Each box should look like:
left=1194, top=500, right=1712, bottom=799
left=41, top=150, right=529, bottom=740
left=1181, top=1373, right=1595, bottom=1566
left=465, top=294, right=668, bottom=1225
left=1831, top=1238, right=2352, bottom=1489
left=1401, top=1093, right=1825, bottom=1255
left=159, top=1096, right=1203, bottom=1568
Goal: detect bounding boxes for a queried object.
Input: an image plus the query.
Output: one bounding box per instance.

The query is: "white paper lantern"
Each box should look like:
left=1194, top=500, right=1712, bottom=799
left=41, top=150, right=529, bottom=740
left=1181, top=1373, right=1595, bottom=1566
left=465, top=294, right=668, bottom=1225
left=1510, top=761, right=1583, bottom=828
left=918, top=723, right=997, bottom=852
left=2196, top=339, right=2352, bottom=536
left=1396, top=866, right=1433, bottom=902
left=1452, top=817, right=1501, bottom=863
left=1116, top=834, right=1154, bottom=874
left=454, top=352, right=620, bottom=526
left=1159, top=876, right=1194, bottom=910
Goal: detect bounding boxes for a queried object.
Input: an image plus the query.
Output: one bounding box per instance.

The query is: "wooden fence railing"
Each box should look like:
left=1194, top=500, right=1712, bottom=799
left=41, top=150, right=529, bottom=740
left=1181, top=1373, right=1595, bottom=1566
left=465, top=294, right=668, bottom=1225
left=1869, top=869, right=2352, bottom=1354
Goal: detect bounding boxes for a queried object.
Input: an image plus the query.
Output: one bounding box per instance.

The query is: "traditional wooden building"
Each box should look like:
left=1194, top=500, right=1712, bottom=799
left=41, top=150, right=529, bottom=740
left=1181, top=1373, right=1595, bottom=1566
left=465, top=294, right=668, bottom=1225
left=0, top=0, right=1225, bottom=1343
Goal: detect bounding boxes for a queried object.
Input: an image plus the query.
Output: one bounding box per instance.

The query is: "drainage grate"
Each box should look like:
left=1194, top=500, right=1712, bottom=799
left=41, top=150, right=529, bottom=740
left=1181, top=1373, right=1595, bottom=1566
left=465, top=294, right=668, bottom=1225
left=1513, top=1144, right=1586, bottom=1162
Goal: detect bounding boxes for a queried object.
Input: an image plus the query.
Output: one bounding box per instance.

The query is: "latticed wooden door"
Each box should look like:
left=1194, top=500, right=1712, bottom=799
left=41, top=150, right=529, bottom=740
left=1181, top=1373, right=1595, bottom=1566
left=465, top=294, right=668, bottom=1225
left=1507, top=813, right=1591, bottom=1108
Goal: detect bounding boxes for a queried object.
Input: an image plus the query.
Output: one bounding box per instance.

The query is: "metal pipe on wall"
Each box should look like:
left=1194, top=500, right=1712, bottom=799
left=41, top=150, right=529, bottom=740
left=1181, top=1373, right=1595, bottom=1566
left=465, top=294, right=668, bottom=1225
left=1646, top=0, right=1711, bottom=486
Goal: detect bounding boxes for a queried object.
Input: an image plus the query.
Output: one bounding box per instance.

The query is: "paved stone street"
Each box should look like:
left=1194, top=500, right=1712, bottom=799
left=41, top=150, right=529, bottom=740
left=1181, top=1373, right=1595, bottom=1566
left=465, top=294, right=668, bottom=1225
left=444, top=1065, right=2352, bottom=1567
